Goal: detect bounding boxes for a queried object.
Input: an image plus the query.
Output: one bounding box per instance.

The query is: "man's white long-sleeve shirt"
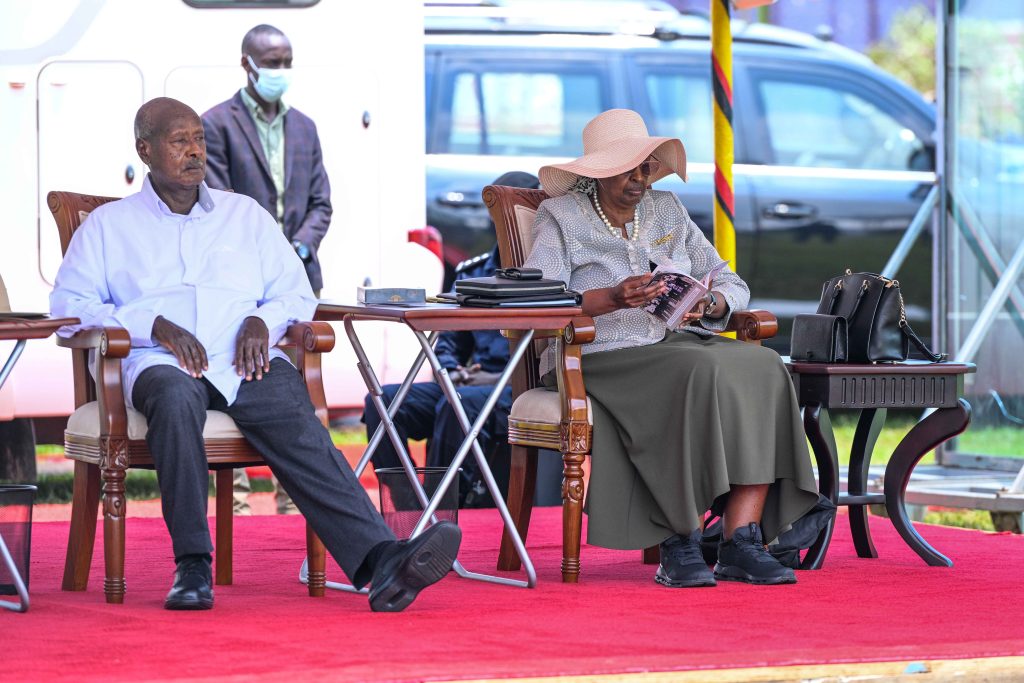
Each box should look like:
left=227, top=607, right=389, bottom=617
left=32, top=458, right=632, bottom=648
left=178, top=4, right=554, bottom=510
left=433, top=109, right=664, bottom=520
left=50, top=175, right=317, bottom=406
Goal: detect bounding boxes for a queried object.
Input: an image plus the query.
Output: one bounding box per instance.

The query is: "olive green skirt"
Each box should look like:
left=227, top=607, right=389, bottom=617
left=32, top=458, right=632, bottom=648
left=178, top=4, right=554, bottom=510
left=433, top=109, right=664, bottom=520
left=574, top=332, right=818, bottom=550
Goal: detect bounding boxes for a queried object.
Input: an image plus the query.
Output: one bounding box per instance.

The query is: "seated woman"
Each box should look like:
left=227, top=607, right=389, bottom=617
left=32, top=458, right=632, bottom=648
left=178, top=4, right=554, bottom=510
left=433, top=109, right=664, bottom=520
left=525, top=109, right=819, bottom=587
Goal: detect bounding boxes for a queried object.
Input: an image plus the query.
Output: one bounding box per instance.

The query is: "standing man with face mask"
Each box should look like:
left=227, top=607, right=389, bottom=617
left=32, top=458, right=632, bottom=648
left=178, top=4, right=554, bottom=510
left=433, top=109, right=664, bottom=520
left=203, top=24, right=331, bottom=515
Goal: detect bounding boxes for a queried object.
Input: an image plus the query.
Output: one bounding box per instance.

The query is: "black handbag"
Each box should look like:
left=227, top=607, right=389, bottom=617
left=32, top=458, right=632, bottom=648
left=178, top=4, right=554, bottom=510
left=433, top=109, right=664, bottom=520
left=790, top=313, right=847, bottom=362
left=815, top=270, right=943, bottom=363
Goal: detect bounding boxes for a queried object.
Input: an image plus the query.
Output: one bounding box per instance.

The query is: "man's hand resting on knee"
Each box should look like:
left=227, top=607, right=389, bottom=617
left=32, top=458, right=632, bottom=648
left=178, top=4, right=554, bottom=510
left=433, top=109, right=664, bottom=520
left=234, top=316, right=270, bottom=381
left=152, top=315, right=208, bottom=378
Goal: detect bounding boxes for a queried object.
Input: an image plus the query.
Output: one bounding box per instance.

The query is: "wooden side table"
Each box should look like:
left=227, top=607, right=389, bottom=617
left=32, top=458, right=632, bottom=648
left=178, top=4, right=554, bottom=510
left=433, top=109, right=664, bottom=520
left=785, top=359, right=975, bottom=568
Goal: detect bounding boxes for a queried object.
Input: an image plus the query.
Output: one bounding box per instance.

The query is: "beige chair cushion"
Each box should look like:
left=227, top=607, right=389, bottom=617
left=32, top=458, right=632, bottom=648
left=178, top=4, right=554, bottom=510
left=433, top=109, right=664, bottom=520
left=66, top=401, right=244, bottom=440
left=510, top=388, right=592, bottom=425
left=514, top=205, right=537, bottom=257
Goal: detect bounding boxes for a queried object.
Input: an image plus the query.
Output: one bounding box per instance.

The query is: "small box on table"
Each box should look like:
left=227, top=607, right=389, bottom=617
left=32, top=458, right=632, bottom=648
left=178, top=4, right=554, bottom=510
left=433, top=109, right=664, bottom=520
left=357, top=287, right=427, bottom=305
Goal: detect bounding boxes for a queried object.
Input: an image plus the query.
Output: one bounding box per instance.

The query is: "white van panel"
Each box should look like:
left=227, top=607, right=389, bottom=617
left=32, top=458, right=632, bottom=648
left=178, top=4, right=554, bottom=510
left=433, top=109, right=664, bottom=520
left=0, top=0, right=435, bottom=419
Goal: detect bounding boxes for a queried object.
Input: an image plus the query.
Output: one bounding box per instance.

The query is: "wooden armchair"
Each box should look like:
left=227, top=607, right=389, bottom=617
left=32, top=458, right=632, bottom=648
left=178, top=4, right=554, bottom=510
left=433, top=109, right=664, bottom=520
left=482, top=184, right=779, bottom=583
left=47, top=190, right=331, bottom=604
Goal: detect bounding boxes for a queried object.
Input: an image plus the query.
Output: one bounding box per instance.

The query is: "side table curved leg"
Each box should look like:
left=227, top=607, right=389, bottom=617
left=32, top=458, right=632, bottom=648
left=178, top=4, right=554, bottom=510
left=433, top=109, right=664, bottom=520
left=884, top=399, right=972, bottom=567
left=849, top=408, right=886, bottom=558
left=801, top=405, right=839, bottom=570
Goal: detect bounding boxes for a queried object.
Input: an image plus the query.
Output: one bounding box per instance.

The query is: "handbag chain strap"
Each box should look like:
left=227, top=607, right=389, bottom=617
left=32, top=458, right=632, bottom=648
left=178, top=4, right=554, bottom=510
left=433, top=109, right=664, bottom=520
left=892, top=280, right=944, bottom=361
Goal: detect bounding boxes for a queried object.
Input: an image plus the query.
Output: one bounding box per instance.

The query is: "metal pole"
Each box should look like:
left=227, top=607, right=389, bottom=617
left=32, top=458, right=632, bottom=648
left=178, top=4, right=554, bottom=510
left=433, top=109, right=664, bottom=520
left=711, top=0, right=736, bottom=270
left=881, top=184, right=938, bottom=279
left=954, top=239, right=1024, bottom=364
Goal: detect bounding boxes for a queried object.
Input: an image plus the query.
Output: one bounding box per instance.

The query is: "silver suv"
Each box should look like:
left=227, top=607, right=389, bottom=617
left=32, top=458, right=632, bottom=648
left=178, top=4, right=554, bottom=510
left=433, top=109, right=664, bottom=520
left=424, top=4, right=937, bottom=348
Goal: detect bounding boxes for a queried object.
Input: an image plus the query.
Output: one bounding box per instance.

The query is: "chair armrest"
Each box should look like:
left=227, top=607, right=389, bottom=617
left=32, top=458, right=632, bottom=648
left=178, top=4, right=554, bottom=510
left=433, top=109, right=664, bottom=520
left=55, top=326, right=131, bottom=357
left=283, top=321, right=334, bottom=428
left=726, top=309, right=778, bottom=342
left=555, top=316, right=595, bottom=454
left=56, top=327, right=130, bottom=437
left=281, top=321, right=336, bottom=354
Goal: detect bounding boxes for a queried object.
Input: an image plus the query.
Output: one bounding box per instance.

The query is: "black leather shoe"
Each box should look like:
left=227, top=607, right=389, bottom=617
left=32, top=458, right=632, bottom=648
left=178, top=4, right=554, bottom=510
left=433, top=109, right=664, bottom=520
left=164, top=555, right=214, bottom=610
left=368, top=521, right=461, bottom=612
left=714, top=523, right=796, bottom=585
left=655, top=529, right=716, bottom=588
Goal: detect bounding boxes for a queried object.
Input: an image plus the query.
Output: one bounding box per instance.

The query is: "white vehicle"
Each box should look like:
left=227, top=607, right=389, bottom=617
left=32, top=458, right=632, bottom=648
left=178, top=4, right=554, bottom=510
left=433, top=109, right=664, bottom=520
left=0, top=0, right=441, bottom=434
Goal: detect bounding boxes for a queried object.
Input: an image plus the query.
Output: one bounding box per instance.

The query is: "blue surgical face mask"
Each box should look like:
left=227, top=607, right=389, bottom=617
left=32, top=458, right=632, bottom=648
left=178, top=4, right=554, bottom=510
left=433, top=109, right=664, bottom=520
left=246, top=55, right=291, bottom=103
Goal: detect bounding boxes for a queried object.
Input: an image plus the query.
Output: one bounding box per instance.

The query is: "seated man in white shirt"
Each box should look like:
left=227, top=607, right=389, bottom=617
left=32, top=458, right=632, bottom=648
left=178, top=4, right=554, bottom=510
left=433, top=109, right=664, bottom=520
left=50, top=97, right=460, bottom=612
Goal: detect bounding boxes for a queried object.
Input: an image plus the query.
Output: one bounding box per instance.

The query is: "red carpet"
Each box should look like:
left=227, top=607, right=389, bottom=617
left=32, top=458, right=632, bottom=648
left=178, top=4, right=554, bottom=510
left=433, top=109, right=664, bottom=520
left=5, top=509, right=1024, bottom=682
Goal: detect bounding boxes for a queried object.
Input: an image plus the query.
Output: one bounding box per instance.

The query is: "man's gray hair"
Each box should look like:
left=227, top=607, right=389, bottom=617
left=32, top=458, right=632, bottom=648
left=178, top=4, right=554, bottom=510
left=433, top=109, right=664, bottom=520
left=242, top=24, right=287, bottom=55
left=134, top=97, right=198, bottom=142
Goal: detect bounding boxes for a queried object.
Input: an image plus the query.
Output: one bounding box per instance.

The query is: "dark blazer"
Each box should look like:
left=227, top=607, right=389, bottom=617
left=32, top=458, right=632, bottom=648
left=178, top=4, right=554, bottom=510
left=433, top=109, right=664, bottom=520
left=202, top=91, right=332, bottom=290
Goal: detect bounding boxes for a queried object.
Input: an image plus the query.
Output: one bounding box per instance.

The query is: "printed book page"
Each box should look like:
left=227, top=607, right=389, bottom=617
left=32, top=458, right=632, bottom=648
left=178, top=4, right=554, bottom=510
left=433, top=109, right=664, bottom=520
left=643, top=261, right=727, bottom=329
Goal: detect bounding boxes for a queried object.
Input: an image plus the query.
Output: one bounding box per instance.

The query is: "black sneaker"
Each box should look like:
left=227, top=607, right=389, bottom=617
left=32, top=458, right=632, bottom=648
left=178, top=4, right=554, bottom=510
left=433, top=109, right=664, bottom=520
left=714, top=523, right=796, bottom=585
left=654, top=529, right=717, bottom=588
left=164, top=554, right=214, bottom=610
left=368, top=521, right=462, bottom=612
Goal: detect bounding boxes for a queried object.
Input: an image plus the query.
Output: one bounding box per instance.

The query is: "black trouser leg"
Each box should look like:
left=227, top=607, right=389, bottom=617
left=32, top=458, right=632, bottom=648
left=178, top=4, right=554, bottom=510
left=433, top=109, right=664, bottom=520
left=224, top=359, right=394, bottom=585
left=363, top=382, right=443, bottom=470
left=132, top=366, right=213, bottom=560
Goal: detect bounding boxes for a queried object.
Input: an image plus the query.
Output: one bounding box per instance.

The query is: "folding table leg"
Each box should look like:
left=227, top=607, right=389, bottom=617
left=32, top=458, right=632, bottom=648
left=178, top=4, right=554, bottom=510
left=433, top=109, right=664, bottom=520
left=0, top=533, right=29, bottom=612
left=411, top=328, right=537, bottom=588
left=299, top=325, right=446, bottom=594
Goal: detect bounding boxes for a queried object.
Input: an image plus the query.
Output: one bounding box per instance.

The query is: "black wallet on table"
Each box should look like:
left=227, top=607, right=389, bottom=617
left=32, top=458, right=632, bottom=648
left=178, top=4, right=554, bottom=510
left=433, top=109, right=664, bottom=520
left=790, top=313, right=848, bottom=363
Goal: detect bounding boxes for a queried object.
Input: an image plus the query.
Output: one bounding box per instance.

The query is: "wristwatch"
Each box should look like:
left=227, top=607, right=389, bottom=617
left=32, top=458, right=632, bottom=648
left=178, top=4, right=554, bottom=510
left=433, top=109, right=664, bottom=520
left=705, top=290, right=717, bottom=316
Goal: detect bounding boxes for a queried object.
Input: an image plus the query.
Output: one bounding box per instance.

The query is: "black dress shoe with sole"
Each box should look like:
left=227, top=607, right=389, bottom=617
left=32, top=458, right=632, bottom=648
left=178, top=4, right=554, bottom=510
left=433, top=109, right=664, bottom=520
left=369, top=521, right=461, bottom=612
left=164, top=555, right=214, bottom=610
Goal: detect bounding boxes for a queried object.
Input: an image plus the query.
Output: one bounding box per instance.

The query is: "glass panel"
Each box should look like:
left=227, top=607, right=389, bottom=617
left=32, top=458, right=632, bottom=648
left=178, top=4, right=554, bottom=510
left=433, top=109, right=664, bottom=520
left=444, top=69, right=602, bottom=156
left=758, top=79, right=924, bottom=170
left=448, top=72, right=483, bottom=153
left=643, top=72, right=713, bottom=163
left=945, top=3, right=1024, bottom=461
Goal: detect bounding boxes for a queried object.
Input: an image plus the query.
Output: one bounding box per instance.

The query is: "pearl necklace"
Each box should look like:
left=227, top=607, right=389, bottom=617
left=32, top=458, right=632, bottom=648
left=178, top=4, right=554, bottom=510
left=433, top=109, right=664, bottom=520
left=593, top=192, right=640, bottom=242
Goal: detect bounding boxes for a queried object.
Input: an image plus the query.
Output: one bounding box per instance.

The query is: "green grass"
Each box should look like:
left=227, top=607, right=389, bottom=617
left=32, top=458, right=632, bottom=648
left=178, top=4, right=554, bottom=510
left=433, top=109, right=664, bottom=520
left=924, top=508, right=996, bottom=531
left=329, top=427, right=369, bottom=446
left=28, top=470, right=274, bottom=504
left=957, top=426, right=1024, bottom=458
left=827, top=411, right=1024, bottom=465
left=828, top=412, right=919, bottom=466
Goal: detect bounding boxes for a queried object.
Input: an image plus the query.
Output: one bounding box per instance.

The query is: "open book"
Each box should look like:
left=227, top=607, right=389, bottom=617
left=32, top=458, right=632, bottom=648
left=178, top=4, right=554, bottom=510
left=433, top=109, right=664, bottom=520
left=643, top=261, right=727, bottom=329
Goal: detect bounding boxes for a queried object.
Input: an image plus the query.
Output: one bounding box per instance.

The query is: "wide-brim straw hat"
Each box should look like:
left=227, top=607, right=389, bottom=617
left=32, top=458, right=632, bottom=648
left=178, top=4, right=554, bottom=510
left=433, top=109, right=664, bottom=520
left=539, top=109, right=687, bottom=197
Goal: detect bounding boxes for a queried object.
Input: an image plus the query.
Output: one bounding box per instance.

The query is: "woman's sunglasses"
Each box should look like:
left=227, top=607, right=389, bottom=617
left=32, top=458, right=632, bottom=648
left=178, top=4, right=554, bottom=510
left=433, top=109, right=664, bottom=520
left=618, top=159, right=661, bottom=178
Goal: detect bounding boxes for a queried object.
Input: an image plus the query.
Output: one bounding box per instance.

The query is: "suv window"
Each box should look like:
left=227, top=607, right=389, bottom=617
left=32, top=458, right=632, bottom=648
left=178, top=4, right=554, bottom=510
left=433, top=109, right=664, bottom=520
left=438, top=66, right=604, bottom=156
left=755, top=76, right=926, bottom=171
left=642, top=71, right=713, bottom=163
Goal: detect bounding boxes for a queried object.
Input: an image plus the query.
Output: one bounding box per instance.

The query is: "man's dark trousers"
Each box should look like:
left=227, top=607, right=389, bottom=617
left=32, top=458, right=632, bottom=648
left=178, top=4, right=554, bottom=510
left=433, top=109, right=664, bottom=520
left=133, top=358, right=393, bottom=586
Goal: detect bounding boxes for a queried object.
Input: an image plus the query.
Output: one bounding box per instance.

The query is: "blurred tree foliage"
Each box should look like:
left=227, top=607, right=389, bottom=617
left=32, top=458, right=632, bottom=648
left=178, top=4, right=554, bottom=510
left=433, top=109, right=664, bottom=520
left=866, top=5, right=936, bottom=100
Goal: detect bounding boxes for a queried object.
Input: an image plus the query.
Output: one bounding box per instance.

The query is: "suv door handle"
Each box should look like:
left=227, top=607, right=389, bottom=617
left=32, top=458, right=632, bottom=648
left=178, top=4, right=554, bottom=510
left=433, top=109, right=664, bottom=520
left=762, top=202, right=817, bottom=220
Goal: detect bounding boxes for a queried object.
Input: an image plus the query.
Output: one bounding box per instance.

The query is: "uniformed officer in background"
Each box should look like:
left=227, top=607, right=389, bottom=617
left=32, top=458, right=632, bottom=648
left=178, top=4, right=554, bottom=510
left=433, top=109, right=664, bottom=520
left=362, top=171, right=540, bottom=508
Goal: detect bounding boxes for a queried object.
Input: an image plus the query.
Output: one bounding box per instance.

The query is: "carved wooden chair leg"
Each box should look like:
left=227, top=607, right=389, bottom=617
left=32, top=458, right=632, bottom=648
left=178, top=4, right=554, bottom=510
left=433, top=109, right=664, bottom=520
left=306, top=525, right=326, bottom=597
left=498, top=444, right=537, bottom=572
left=101, top=446, right=128, bottom=604
left=561, top=451, right=585, bottom=583
left=214, top=469, right=233, bottom=586
left=62, top=460, right=101, bottom=591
